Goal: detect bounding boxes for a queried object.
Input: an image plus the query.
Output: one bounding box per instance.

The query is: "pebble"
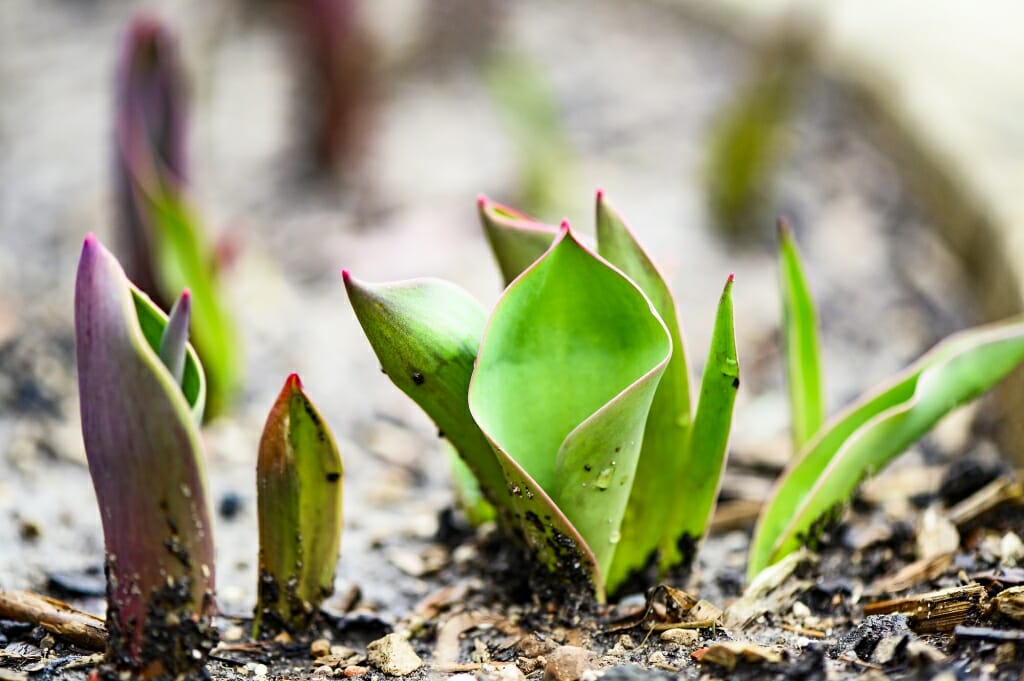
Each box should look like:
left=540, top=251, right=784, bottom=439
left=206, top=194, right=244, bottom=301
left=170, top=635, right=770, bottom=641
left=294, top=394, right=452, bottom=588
left=366, top=633, right=422, bottom=676
left=543, top=645, right=590, bottom=681
left=343, top=666, right=368, bottom=677
left=660, top=628, right=699, bottom=646
left=311, top=638, right=331, bottom=658
left=792, top=601, right=811, bottom=619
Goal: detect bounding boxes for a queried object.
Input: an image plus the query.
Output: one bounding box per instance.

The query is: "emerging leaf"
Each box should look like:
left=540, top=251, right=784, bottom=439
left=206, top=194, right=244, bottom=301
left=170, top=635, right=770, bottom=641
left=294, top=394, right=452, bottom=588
left=750, top=318, right=1024, bottom=578
left=75, top=235, right=215, bottom=677
left=159, top=289, right=191, bottom=386
left=777, top=219, right=824, bottom=450
left=477, top=195, right=558, bottom=285
left=254, top=374, right=343, bottom=637
left=661, top=275, right=738, bottom=568
left=469, top=225, right=672, bottom=592
left=595, top=192, right=695, bottom=591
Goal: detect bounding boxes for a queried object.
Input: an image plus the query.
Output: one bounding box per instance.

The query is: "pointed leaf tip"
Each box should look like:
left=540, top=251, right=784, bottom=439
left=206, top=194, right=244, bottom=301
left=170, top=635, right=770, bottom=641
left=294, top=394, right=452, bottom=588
left=727, top=273, right=735, bottom=284
left=595, top=188, right=605, bottom=201
left=286, top=372, right=303, bottom=390
left=476, top=193, right=488, bottom=207
left=341, top=269, right=352, bottom=284
left=560, top=219, right=571, bottom=233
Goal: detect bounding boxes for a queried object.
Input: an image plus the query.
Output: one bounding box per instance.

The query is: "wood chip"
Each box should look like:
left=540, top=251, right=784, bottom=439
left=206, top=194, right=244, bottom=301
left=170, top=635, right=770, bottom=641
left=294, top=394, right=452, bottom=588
left=953, top=625, right=1024, bottom=642
left=434, top=612, right=511, bottom=667
left=992, top=586, right=1024, bottom=623
left=692, top=641, right=781, bottom=670
left=946, top=478, right=1023, bottom=526
left=871, top=552, right=955, bottom=594
left=863, top=583, right=986, bottom=633
left=0, top=590, right=105, bottom=651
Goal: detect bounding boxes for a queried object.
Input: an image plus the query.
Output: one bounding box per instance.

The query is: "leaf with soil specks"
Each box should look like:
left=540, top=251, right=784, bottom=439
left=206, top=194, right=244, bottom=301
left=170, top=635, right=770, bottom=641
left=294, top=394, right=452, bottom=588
left=75, top=234, right=214, bottom=674
left=777, top=220, right=824, bottom=451
left=254, top=374, right=343, bottom=637
left=478, top=195, right=558, bottom=285
left=751, top=318, right=1024, bottom=578
left=596, top=192, right=695, bottom=591
left=343, top=273, right=507, bottom=524
left=469, top=226, right=671, bottom=594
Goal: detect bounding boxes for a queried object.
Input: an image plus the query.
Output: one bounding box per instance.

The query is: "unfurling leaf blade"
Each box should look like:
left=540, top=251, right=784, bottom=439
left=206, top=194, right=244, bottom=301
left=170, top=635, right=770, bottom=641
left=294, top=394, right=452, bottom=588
left=595, top=191, right=694, bottom=591
left=159, top=288, right=191, bottom=386
left=343, top=273, right=510, bottom=520
left=255, top=374, right=343, bottom=637
left=778, top=219, right=824, bottom=450
left=75, top=235, right=215, bottom=675
left=750, top=318, right=1024, bottom=578
left=478, top=195, right=558, bottom=285
left=661, top=275, right=738, bottom=569
left=469, top=227, right=671, bottom=594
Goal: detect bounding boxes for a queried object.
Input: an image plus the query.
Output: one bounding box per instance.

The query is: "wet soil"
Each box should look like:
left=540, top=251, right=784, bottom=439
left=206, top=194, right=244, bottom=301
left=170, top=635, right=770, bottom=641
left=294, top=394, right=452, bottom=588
left=2, top=0, right=1020, bottom=679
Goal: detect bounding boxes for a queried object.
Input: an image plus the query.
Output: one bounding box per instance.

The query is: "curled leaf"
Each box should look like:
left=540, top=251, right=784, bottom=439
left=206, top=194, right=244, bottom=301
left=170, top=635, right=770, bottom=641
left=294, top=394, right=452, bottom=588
left=469, top=226, right=672, bottom=591
left=478, top=195, right=558, bottom=285
left=75, top=234, right=214, bottom=676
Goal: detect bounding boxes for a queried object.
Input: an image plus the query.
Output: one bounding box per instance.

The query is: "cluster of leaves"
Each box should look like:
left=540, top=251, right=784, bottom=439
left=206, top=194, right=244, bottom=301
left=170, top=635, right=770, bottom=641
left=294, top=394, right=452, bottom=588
left=346, top=192, right=739, bottom=599
left=76, top=237, right=343, bottom=678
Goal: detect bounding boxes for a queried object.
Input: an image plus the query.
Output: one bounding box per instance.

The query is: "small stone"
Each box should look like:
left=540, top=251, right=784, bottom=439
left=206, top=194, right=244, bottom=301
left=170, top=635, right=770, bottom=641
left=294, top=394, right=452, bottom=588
left=366, top=633, right=423, bottom=676
left=692, top=641, right=781, bottom=670
left=993, top=586, right=1024, bottom=622
left=995, top=642, right=1017, bottom=666
left=1000, top=532, right=1024, bottom=567
left=311, top=638, right=331, bottom=658
left=870, top=635, right=907, bottom=665
left=543, top=645, right=591, bottom=681
left=608, top=634, right=635, bottom=655
left=647, top=651, right=668, bottom=665
left=904, top=639, right=946, bottom=665
left=342, top=666, right=368, bottom=677
left=660, top=628, right=699, bottom=646
left=517, top=633, right=556, bottom=658
left=223, top=625, right=245, bottom=642
left=792, top=601, right=811, bottom=619
left=478, top=664, right=527, bottom=681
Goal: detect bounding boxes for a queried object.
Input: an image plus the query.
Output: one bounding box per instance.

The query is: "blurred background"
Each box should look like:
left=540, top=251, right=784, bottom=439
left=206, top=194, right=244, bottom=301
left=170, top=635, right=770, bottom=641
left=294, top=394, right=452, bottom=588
left=2, top=0, right=1022, bottom=613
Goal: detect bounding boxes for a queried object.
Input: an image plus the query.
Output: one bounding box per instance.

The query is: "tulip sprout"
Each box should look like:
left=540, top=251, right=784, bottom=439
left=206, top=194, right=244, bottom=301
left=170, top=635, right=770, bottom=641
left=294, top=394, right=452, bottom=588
left=254, top=374, right=344, bottom=638
left=76, top=235, right=215, bottom=678
left=346, top=192, right=738, bottom=599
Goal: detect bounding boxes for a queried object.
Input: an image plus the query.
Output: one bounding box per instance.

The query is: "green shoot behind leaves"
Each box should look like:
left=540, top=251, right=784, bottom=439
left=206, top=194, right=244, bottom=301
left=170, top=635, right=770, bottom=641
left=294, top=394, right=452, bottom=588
left=255, top=374, right=343, bottom=637
left=750, top=232, right=1024, bottom=579
left=777, top=219, right=824, bottom=450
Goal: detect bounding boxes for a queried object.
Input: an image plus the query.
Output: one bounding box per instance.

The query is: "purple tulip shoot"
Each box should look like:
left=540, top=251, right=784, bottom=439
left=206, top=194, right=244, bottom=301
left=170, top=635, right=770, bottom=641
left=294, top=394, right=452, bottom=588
left=75, top=235, right=215, bottom=678
left=113, top=14, right=240, bottom=419
left=115, top=16, right=187, bottom=299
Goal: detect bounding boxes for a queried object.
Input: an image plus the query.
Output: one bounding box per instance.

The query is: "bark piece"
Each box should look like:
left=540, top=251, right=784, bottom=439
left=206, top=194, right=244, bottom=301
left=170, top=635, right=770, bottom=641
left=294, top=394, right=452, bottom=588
left=864, top=583, right=986, bottom=633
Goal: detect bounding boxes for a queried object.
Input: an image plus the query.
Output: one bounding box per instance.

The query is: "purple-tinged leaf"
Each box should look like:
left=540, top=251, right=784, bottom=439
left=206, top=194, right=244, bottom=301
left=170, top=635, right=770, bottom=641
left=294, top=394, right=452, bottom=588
left=75, top=235, right=215, bottom=677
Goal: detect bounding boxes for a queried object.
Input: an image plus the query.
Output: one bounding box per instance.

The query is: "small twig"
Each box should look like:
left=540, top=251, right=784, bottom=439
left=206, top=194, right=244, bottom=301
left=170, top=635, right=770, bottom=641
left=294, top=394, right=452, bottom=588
left=780, top=624, right=827, bottom=639
left=0, top=590, right=106, bottom=652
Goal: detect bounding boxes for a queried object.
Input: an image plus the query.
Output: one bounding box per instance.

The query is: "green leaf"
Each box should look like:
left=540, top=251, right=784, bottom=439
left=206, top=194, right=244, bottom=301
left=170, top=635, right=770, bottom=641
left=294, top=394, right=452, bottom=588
left=468, top=226, right=672, bottom=592
left=131, top=287, right=205, bottom=425
left=478, top=195, right=558, bottom=285
left=778, top=219, right=825, bottom=450
left=145, top=190, right=240, bottom=419
left=750, top=318, right=1024, bottom=578
left=343, top=273, right=512, bottom=521
left=594, top=192, right=694, bottom=591
left=255, top=374, right=343, bottom=637
left=661, top=275, right=739, bottom=569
